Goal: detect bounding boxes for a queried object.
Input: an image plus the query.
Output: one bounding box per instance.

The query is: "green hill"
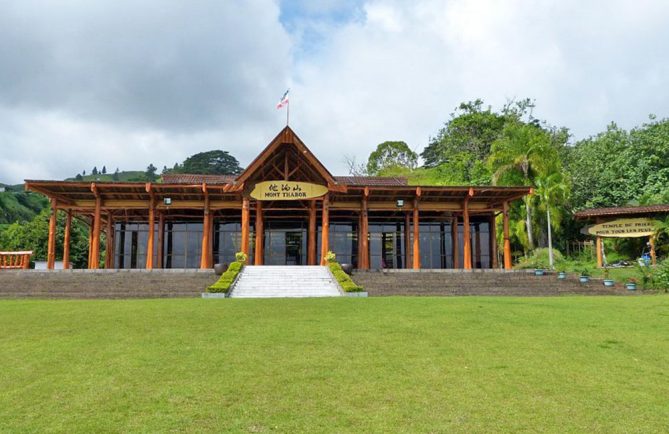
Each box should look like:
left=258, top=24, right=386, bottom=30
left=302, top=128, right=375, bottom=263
left=65, top=171, right=150, bottom=182
left=0, top=185, right=48, bottom=224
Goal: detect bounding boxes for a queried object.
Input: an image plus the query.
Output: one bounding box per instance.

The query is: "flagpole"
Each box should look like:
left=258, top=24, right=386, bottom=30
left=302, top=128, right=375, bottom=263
left=286, top=101, right=290, bottom=126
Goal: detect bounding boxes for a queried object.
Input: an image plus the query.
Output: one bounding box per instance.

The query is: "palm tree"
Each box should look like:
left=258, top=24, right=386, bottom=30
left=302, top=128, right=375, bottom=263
left=489, top=121, right=556, bottom=251
left=535, top=172, right=570, bottom=269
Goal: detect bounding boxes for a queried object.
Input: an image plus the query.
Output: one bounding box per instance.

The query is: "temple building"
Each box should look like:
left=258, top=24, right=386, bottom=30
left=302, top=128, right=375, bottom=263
left=25, top=127, right=530, bottom=270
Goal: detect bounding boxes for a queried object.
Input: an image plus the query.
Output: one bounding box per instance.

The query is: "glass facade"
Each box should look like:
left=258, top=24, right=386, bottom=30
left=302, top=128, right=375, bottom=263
left=114, top=222, right=157, bottom=269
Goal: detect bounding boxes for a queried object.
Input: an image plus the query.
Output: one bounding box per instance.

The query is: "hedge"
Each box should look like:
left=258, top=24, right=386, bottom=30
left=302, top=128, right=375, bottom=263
left=328, top=261, right=364, bottom=292
left=207, top=260, right=244, bottom=293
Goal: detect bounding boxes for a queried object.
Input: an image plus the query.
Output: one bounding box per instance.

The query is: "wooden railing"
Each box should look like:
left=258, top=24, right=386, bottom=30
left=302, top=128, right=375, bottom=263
left=0, top=251, right=33, bottom=269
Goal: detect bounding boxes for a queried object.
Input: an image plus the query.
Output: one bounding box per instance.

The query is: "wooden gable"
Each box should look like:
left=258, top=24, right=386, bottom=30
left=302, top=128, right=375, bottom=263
left=230, top=127, right=345, bottom=193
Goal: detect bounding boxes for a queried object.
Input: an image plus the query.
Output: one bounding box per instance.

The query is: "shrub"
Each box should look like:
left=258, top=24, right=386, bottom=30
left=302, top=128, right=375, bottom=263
left=516, top=248, right=564, bottom=270
left=325, top=250, right=336, bottom=264
left=328, top=261, right=364, bottom=292
left=653, top=258, right=669, bottom=292
left=207, top=260, right=244, bottom=293
left=235, top=251, right=248, bottom=264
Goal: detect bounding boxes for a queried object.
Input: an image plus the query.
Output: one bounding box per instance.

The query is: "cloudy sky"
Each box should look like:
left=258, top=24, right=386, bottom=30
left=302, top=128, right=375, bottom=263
left=1, top=0, right=668, bottom=184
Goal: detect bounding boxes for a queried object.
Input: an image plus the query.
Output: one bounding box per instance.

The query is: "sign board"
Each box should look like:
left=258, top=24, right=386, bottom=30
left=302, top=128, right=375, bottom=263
left=584, top=218, right=656, bottom=238
left=250, top=181, right=328, bottom=201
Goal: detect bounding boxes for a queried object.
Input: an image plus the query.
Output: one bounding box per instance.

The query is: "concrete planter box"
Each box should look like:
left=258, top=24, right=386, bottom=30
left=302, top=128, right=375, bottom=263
left=344, top=291, right=368, bottom=297
left=201, top=292, right=228, bottom=299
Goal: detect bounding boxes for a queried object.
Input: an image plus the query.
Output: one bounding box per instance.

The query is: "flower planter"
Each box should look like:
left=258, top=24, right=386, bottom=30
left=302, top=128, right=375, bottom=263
left=557, top=271, right=567, bottom=280
left=213, top=263, right=227, bottom=276
left=344, top=291, right=368, bottom=297
left=201, top=292, right=228, bottom=299
left=603, top=279, right=615, bottom=287
left=534, top=269, right=545, bottom=276
left=340, top=263, right=354, bottom=275
left=579, top=276, right=590, bottom=284
left=625, top=283, right=637, bottom=291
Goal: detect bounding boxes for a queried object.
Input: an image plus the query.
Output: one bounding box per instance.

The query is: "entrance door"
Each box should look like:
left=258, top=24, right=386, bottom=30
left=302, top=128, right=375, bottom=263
left=264, top=221, right=307, bottom=265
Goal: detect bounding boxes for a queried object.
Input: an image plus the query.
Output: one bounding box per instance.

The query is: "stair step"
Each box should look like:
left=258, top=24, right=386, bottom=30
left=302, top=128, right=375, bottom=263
left=230, top=266, right=342, bottom=298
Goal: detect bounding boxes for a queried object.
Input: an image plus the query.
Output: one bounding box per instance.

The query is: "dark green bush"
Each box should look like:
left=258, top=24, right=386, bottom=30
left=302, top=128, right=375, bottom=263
left=328, top=261, right=364, bottom=292
left=207, top=260, right=244, bottom=293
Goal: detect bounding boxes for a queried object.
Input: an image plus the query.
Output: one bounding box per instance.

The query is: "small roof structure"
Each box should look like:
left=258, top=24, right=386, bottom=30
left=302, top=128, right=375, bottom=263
left=575, top=204, right=669, bottom=220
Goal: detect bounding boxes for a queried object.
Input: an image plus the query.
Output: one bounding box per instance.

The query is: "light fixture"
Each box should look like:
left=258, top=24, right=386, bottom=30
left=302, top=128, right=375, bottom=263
left=163, top=197, right=172, bottom=206
left=396, top=199, right=404, bottom=208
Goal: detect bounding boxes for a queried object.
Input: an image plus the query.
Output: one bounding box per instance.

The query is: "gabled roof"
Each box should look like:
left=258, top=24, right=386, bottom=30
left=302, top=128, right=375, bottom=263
left=233, top=126, right=337, bottom=187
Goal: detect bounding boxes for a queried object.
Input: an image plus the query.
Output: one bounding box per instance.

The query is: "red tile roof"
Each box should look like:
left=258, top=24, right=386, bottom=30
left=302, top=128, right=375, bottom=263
left=160, top=173, right=409, bottom=187
left=575, top=204, right=669, bottom=219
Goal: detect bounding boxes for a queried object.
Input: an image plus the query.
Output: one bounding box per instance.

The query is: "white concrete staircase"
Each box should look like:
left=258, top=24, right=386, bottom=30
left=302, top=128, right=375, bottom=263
left=229, top=265, right=342, bottom=298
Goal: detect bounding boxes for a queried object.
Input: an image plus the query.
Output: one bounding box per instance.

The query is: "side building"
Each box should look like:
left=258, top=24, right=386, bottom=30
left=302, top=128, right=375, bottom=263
left=25, top=127, right=530, bottom=270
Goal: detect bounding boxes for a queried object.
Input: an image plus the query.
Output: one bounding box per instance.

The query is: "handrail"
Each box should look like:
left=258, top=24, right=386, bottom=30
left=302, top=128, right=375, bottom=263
left=0, top=251, right=33, bottom=269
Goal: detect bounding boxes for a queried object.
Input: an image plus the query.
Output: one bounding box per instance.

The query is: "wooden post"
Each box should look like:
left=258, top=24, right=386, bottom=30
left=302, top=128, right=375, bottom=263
left=452, top=216, right=460, bottom=268
left=404, top=212, right=411, bottom=269
left=463, top=197, right=472, bottom=270
left=90, top=189, right=102, bottom=269
left=490, top=213, right=498, bottom=269
left=105, top=213, right=114, bottom=269
left=308, top=201, right=317, bottom=265
left=649, top=236, right=657, bottom=266
left=47, top=198, right=58, bottom=270
left=241, top=197, right=250, bottom=255
left=200, top=185, right=210, bottom=269
left=255, top=202, right=264, bottom=265
left=87, top=218, right=94, bottom=269
left=146, top=187, right=155, bottom=270
left=412, top=197, right=420, bottom=269
left=320, top=195, right=330, bottom=265
left=596, top=236, right=603, bottom=268
left=359, top=190, right=369, bottom=269
left=503, top=201, right=512, bottom=270
left=207, top=211, right=214, bottom=268
left=62, top=209, right=72, bottom=270
left=157, top=212, right=165, bottom=268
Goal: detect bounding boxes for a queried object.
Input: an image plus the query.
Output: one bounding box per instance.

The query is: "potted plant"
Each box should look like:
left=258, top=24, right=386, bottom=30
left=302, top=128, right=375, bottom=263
left=602, top=267, right=615, bottom=287
left=534, top=259, right=547, bottom=276
left=625, top=278, right=638, bottom=291
left=213, top=263, right=227, bottom=276
left=579, top=267, right=591, bottom=284
left=557, top=268, right=567, bottom=280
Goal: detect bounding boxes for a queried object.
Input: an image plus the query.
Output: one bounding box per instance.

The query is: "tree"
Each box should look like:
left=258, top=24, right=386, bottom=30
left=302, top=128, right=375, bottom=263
left=534, top=171, right=570, bottom=268
left=101, top=166, right=107, bottom=175
left=173, top=150, right=242, bottom=175
left=82, top=169, right=86, bottom=176
left=366, top=141, right=418, bottom=175
left=489, top=120, right=557, bottom=251
left=145, top=164, right=158, bottom=182
left=75, top=174, right=83, bottom=181
left=92, top=167, right=98, bottom=176
left=112, top=168, right=120, bottom=181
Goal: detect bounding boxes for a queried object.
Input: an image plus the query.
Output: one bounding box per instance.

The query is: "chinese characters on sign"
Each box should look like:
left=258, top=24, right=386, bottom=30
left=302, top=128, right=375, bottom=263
left=250, top=181, right=328, bottom=201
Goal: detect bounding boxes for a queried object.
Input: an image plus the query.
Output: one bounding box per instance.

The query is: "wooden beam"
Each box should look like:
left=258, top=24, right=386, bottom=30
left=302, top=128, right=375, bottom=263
left=90, top=193, right=102, bottom=269
left=146, top=193, right=155, bottom=270
left=412, top=197, right=420, bottom=269
left=200, top=188, right=210, bottom=269
left=503, top=201, right=512, bottom=270
left=47, top=198, right=58, bottom=270
left=320, top=194, right=330, bottom=265
left=463, top=197, right=472, bottom=270
left=63, top=209, right=72, bottom=270
left=255, top=201, right=264, bottom=265
left=308, top=201, right=317, bottom=265
left=359, top=193, right=369, bottom=270
left=241, top=197, right=250, bottom=256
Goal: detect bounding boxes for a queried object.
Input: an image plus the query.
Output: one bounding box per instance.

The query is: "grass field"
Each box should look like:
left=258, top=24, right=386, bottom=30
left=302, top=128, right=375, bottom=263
left=1, top=296, right=669, bottom=433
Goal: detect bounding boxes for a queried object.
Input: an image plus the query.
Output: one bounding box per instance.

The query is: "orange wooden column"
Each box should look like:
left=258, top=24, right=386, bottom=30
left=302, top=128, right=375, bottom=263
left=241, top=197, right=250, bottom=256
left=254, top=201, right=264, bottom=265
left=412, top=190, right=421, bottom=269
left=157, top=212, right=165, bottom=268
left=146, top=184, right=155, bottom=270
left=320, top=195, right=330, bottom=265
left=596, top=236, right=603, bottom=268
left=649, top=236, right=657, bottom=266
left=62, top=209, right=72, bottom=270
left=105, top=212, right=114, bottom=269
left=200, top=184, right=210, bottom=269
left=47, top=198, right=58, bottom=270
left=490, top=213, right=498, bottom=269
left=463, top=197, right=472, bottom=270
left=359, top=189, right=369, bottom=269
left=452, top=216, right=460, bottom=268
left=404, top=212, right=411, bottom=269
left=90, top=190, right=102, bottom=269
left=308, top=201, right=317, bottom=265
left=87, top=218, right=94, bottom=269
left=502, top=201, right=512, bottom=270
left=206, top=210, right=214, bottom=268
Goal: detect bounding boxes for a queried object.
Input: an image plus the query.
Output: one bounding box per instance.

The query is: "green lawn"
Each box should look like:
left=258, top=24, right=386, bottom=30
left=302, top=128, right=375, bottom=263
left=1, top=297, right=668, bottom=433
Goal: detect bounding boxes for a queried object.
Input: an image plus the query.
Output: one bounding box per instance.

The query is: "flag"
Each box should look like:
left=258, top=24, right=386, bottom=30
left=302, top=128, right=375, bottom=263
left=276, top=89, right=289, bottom=109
